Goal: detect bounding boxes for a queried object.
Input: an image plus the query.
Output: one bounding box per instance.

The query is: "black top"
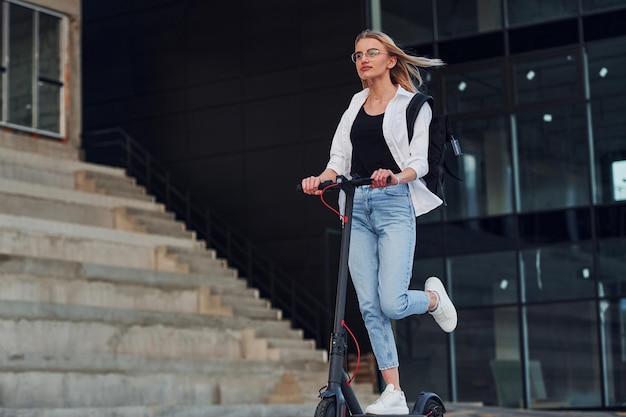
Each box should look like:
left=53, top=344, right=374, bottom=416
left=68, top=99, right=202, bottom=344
left=350, top=106, right=401, bottom=179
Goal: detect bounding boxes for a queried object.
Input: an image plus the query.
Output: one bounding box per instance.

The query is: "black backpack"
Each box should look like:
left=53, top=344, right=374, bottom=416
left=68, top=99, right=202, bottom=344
left=406, top=93, right=463, bottom=206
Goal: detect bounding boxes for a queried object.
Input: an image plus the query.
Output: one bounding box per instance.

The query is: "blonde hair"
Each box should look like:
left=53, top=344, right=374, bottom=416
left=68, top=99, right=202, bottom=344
left=354, top=30, right=445, bottom=92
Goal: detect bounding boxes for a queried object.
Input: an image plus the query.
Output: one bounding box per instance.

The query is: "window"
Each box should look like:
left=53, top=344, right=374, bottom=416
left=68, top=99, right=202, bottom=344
left=519, top=243, right=596, bottom=302
left=515, top=104, right=591, bottom=212
left=582, top=0, right=626, bottom=13
left=445, top=116, right=513, bottom=220
left=378, top=0, right=434, bottom=45
left=514, top=53, right=581, bottom=104
left=525, top=301, right=602, bottom=408
left=444, top=65, right=505, bottom=114
left=587, top=38, right=626, bottom=204
left=507, top=0, right=577, bottom=27
left=436, top=0, right=502, bottom=40
left=2, top=1, right=65, bottom=137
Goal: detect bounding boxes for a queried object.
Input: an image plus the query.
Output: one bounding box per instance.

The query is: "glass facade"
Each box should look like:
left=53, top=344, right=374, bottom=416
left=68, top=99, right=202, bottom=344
left=373, top=0, right=626, bottom=410
left=1, top=0, right=65, bottom=137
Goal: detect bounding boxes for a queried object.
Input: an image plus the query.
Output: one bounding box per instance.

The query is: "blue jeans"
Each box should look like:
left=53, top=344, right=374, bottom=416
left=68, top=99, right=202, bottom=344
left=348, top=184, right=429, bottom=370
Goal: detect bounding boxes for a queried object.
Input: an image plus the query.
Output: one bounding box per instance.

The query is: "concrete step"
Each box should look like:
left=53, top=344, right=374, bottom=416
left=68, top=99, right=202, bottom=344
left=0, top=351, right=328, bottom=407
left=0, top=299, right=304, bottom=341
left=0, top=404, right=318, bottom=417
left=0, top=255, right=257, bottom=299
left=0, top=139, right=124, bottom=176
left=0, top=192, right=193, bottom=241
left=0, top=213, right=203, bottom=271
left=115, top=206, right=195, bottom=240
left=0, top=159, right=75, bottom=188
left=0, top=354, right=280, bottom=407
left=0, top=177, right=164, bottom=212
left=0, top=315, right=327, bottom=363
left=0, top=192, right=114, bottom=229
left=76, top=169, right=154, bottom=202
left=0, top=254, right=285, bottom=321
left=159, top=246, right=238, bottom=277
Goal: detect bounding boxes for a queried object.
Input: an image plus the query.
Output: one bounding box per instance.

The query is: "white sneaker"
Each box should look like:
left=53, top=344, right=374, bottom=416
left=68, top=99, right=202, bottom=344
left=425, top=276, right=457, bottom=333
left=364, top=384, right=409, bottom=415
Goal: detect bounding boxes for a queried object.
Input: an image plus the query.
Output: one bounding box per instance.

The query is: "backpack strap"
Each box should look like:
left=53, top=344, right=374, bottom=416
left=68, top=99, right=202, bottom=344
left=406, top=93, right=433, bottom=142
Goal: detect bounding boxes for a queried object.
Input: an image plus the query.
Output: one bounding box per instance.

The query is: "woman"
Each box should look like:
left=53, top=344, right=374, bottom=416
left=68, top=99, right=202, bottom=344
left=301, top=30, right=457, bottom=415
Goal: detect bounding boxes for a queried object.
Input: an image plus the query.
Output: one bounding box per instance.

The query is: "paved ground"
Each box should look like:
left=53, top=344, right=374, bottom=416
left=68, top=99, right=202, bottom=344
left=444, top=403, right=626, bottom=417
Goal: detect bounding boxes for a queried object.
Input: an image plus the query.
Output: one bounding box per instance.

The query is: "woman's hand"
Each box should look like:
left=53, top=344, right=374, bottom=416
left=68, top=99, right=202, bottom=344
left=370, top=168, right=399, bottom=188
left=301, top=176, right=322, bottom=195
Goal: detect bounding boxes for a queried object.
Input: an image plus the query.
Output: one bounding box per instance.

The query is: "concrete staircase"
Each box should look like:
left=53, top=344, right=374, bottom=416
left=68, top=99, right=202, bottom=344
left=0, top=135, right=378, bottom=416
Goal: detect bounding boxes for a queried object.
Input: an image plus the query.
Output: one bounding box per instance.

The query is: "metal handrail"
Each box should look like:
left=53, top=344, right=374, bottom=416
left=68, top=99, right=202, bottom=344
left=81, top=128, right=332, bottom=347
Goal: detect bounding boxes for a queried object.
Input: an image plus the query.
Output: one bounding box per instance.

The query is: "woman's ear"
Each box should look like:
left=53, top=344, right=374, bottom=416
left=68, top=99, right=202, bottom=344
left=387, top=56, right=397, bottom=69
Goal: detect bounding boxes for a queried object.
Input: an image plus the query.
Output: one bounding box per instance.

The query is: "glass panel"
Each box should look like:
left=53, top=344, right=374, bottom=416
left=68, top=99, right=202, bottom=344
left=400, top=257, right=449, bottom=400
left=507, top=0, right=578, bottom=27
left=446, top=216, right=517, bottom=256
left=590, top=97, right=626, bottom=204
left=450, top=251, right=518, bottom=308
left=598, top=238, right=626, bottom=298
left=582, top=0, right=626, bottom=13
left=380, top=0, right=433, bottom=45
left=518, top=208, right=593, bottom=245
left=520, top=243, right=596, bottom=302
left=445, top=116, right=513, bottom=220
left=38, top=13, right=61, bottom=81
left=436, top=0, right=502, bottom=40
left=587, top=38, right=626, bottom=98
left=516, top=104, right=590, bottom=212
left=444, top=66, right=504, bottom=114
left=587, top=39, right=626, bottom=204
left=8, top=4, right=34, bottom=127
left=514, top=54, right=580, bottom=104
left=455, top=306, right=520, bottom=406
left=526, top=301, right=602, bottom=408
left=598, top=298, right=626, bottom=407
left=37, top=81, right=60, bottom=133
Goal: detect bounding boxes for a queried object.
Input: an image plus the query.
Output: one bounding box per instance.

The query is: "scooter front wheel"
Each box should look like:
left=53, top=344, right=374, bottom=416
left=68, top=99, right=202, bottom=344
left=419, top=398, right=444, bottom=417
left=314, top=397, right=337, bottom=417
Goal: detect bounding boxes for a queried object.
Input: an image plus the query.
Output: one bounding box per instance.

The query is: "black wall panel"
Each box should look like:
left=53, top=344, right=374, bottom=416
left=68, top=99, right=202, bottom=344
left=82, top=0, right=368, bottom=322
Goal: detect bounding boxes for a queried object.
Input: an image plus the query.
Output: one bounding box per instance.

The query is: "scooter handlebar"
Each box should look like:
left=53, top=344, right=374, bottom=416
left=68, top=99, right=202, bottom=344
left=296, top=180, right=334, bottom=193
left=296, top=176, right=375, bottom=193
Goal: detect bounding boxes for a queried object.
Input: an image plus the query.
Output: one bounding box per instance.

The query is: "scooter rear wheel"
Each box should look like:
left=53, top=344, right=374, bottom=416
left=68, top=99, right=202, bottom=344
left=314, top=397, right=336, bottom=417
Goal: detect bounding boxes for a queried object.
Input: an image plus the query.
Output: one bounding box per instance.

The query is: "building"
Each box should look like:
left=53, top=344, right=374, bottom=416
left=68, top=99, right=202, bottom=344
left=8, top=0, right=624, bottom=411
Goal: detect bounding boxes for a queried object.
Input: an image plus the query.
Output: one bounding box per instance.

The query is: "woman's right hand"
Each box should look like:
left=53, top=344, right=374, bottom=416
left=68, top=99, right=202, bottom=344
left=301, top=176, right=322, bottom=195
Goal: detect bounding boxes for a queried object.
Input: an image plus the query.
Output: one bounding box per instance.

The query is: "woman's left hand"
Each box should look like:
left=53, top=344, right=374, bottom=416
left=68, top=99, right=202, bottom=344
left=370, top=168, right=399, bottom=188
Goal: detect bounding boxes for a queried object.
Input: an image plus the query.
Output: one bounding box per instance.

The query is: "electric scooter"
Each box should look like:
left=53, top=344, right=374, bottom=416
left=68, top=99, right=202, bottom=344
left=299, top=175, right=446, bottom=417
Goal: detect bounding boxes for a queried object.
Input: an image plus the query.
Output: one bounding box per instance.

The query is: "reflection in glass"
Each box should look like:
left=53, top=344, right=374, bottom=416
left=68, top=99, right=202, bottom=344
left=507, top=0, right=577, bottom=27
left=526, top=301, right=601, bottom=408
left=445, top=116, right=512, bottom=220
left=380, top=0, right=433, bottom=45
left=597, top=298, right=626, bottom=407
left=514, top=54, right=580, bottom=104
left=520, top=243, right=596, bottom=302
left=444, top=66, right=504, bottom=114
left=39, top=13, right=61, bottom=81
left=436, top=0, right=502, bottom=40
left=449, top=251, right=518, bottom=308
left=586, top=37, right=626, bottom=98
left=590, top=98, right=626, bottom=204
left=38, top=82, right=61, bottom=132
left=516, top=105, right=590, bottom=212
left=455, top=307, right=520, bottom=406
left=587, top=39, right=626, bottom=204
left=582, top=0, right=626, bottom=13
left=8, top=4, right=34, bottom=127
left=598, top=238, right=626, bottom=298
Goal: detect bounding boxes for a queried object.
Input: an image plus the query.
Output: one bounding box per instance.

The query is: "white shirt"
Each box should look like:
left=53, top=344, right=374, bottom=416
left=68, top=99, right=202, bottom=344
left=325, top=85, right=443, bottom=217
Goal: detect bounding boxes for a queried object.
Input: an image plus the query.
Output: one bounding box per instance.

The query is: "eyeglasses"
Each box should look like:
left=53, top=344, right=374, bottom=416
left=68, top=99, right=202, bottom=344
left=351, top=48, right=389, bottom=63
